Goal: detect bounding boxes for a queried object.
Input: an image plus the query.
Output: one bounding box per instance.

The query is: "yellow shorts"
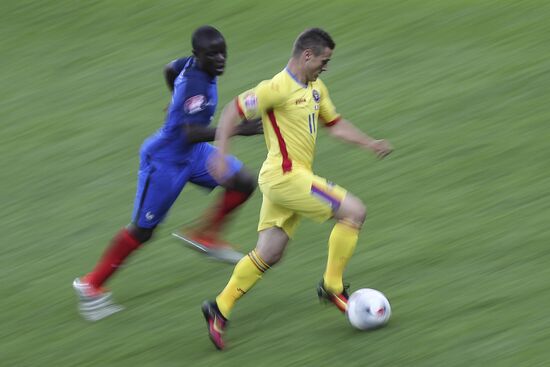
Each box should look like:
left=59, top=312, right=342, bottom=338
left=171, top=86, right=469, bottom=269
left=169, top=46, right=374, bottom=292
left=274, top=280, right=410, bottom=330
left=258, top=166, right=348, bottom=237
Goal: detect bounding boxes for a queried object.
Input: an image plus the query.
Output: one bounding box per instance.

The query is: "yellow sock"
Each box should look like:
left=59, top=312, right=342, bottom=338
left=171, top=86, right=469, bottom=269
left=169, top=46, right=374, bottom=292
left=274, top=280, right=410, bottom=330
left=323, top=221, right=359, bottom=294
left=216, top=249, right=269, bottom=318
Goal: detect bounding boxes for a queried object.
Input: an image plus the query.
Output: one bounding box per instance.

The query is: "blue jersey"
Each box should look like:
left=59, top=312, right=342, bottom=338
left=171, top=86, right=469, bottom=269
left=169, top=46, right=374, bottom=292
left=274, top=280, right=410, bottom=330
left=130, top=57, right=244, bottom=228
left=141, top=57, right=218, bottom=163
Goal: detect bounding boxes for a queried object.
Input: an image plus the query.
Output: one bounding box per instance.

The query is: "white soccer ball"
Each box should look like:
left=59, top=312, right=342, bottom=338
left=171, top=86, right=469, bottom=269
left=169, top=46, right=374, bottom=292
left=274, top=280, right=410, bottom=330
left=347, top=288, right=391, bottom=330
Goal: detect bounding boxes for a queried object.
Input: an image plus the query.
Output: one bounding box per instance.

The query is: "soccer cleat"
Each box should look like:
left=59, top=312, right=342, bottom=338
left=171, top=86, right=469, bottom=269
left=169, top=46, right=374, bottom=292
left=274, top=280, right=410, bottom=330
left=201, top=300, right=228, bottom=350
left=317, top=279, right=350, bottom=314
left=72, top=277, right=124, bottom=321
left=172, top=230, right=244, bottom=264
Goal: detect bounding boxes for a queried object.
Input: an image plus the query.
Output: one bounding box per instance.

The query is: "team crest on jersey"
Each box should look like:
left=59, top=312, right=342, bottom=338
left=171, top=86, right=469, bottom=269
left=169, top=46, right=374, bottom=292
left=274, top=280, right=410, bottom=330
left=184, top=95, right=206, bottom=114
left=312, top=89, right=320, bottom=103
left=244, top=93, right=258, bottom=111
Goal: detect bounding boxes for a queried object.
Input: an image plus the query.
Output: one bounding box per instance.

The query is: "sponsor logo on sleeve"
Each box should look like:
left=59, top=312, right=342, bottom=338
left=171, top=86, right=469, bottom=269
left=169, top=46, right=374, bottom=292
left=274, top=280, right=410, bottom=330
left=244, top=93, right=258, bottom=111
left=184, top=95, right=206, bottom=114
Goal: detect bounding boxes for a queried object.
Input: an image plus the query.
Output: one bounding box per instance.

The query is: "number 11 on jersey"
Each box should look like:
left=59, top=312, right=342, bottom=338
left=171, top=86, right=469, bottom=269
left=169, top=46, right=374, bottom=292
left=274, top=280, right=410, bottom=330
left=308, top=113, right=316, bottom=134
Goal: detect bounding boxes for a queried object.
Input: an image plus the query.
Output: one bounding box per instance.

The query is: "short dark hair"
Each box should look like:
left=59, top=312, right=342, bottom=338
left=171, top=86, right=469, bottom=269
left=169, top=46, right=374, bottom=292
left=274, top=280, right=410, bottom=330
left=192, top=25, right=224, bottom=51
left=292, top=28, right=335, bottom=57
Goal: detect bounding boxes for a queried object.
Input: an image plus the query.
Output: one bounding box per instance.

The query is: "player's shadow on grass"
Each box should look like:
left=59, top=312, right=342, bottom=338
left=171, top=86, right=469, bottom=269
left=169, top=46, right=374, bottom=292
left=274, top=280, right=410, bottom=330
left=120, top=281, right=186, bottom=305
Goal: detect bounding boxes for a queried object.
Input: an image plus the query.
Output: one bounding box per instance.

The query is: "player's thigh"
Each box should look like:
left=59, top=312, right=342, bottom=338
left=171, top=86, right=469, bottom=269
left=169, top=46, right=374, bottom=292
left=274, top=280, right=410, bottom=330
left=132, top=159, right=191, bottom=228
left=257, top=194, right=301, bottom=238
left=189, top=143, right=243, bottom=189
left=263, top=169, right=347, bottom=223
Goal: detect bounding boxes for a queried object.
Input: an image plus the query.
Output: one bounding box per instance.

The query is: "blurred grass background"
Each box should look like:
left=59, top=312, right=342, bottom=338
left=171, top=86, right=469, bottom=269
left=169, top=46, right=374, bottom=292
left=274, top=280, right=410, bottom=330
left=1, top=0, right=550, bottom=366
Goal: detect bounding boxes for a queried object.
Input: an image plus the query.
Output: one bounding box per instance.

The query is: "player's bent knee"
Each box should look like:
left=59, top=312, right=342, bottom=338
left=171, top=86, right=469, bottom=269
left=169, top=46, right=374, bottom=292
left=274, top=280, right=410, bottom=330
left=256, top=227, right=289, bottom=266
left=239, top=176, right=256, bottom=195
left=237, top=169, right=257, bottom=194
left=127, top=224, right=154, bottom=243
left=261, top=251, right=282, bottom=266
left=225, top=168, right=257, bottom=194
left=356, top=202, right=367, bottom=224
left=256, top=243, right=284, bottom=266
left=336, top=195, right=367, bottom=227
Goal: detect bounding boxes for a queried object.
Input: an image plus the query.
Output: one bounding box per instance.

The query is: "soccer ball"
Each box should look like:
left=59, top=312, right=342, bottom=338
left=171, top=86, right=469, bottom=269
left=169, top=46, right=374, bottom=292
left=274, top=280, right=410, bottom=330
left=347, top=288, right=391, bottom=330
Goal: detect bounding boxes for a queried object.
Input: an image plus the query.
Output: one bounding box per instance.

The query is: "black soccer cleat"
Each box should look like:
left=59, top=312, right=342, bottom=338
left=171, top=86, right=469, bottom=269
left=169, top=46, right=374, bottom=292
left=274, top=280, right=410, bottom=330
left=201, top=300, right=228, bottom=350
left=317, top=278, right=350, bottom=314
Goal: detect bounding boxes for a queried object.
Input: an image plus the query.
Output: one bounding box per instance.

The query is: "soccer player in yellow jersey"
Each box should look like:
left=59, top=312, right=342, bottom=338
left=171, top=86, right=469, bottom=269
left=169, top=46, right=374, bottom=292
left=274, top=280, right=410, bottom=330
left=201, top=28, right=393, bottom=349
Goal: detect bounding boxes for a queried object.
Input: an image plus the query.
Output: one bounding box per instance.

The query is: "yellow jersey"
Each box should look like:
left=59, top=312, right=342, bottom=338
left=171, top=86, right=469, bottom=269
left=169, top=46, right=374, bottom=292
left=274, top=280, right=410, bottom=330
left=236, top=68, right=340, bottom=174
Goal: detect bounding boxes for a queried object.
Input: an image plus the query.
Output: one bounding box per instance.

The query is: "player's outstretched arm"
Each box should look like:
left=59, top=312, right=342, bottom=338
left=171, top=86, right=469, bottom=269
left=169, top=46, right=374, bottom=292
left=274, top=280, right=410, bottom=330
left=326, top=118, right=393, bottom=159
left=182, top=116, right=261, bottom=144
left=209, top=100, right=243, bottom=181
left=183, top=125, right=218, bottom=143
left=215, top=100, right=242, bottom=155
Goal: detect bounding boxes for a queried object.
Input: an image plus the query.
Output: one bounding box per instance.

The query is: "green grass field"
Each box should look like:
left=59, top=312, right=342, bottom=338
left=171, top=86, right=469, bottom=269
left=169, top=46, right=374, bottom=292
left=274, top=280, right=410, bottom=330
left=2, top=0, right=550, bottom=366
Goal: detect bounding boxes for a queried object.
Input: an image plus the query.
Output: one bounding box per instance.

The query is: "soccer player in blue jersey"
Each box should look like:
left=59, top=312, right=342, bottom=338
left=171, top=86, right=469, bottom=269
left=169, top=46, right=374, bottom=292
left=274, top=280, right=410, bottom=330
left=73, top=26, right=262, bottom=321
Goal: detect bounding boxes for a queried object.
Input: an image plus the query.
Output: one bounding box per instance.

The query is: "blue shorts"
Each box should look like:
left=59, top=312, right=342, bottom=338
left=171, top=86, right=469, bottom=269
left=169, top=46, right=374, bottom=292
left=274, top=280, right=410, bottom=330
left=131, top=143, right=243, bottom=228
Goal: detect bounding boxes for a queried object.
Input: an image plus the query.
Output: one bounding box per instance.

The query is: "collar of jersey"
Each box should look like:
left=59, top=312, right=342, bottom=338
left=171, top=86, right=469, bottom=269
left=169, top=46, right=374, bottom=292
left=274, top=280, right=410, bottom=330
left=188, top=57, right=216, bottom=82
left=285, top=67, right=308, bottom=89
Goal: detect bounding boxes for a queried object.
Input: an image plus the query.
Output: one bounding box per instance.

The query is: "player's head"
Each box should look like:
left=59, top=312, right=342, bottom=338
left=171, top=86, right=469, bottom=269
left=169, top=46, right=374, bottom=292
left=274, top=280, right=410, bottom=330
left=192, top=25, right=227, bottom=77
left=292, top=28, right=335, bottom=82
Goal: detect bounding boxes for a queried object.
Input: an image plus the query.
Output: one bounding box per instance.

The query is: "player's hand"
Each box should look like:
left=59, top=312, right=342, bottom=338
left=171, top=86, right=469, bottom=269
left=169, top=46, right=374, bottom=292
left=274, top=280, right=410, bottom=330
left=236, top=118, right=263, bottom=136
left=368, top=139, right=393, bottom=159
left=207, top=151, right=229, bottom=184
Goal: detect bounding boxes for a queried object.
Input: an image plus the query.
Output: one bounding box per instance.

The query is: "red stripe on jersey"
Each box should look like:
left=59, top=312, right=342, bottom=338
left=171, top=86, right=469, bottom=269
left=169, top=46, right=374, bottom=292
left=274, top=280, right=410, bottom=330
left=267, top=109, right=292, bottom=173
left=325, top=116, right=341, bottom=127
left=235, top=98, right=245, bottom=118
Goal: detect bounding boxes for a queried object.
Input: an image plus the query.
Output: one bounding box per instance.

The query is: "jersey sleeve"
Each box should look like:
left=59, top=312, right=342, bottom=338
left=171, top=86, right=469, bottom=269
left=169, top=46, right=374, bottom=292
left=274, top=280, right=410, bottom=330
left=318, top=79, right=341, bottom=126
left=170, top=74, right=211, bottom=125
left=235, top=79, right=285, bottom=120
left=170, top=57, right=190, bottom=75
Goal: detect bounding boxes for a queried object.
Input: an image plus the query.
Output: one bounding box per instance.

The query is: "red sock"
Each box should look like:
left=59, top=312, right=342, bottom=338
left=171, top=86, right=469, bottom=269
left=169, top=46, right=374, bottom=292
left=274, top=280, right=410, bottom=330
left=209, top=190, right=250, bottom=232
left=86, top=228, right=142, bottom=289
